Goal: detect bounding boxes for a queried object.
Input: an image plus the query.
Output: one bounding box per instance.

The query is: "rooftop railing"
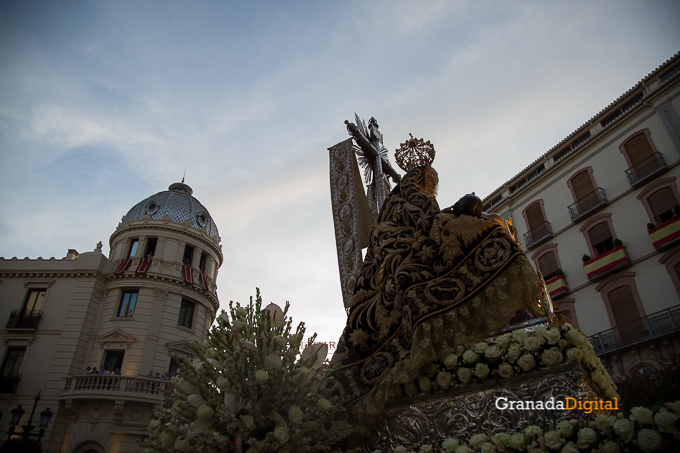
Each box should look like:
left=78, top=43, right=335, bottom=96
left=625, top=152, right=667, bottom=187
left=588, top=305, right=680, bottom=355
left=6, top=310, right=43, bottom=329
left=568, top=188, right=608, bottom=222
left=523, top=221, right=553, bottom=249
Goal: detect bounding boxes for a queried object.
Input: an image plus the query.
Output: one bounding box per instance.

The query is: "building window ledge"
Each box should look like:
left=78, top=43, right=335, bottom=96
left=568, top=188, right=608, bottom=223
left=625, top=152, right=668, bottom=188
left=523, top=221, right=553, bottom=250
left=5, top=310, right=43, bottom=330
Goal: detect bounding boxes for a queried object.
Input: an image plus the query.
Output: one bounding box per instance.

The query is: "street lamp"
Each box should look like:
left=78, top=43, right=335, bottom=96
left=5, top=391, right=53, bottom=443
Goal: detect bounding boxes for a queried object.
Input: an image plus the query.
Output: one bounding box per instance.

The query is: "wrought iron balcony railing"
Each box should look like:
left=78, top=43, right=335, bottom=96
left=625, top=152, right=667, bottom=187
left=588, top=304, right=680, bottom=355
left=523, top=221, right=553, bottom=249
left=568, top=188, right=608, bottom=222
left=0, top=376, right=21, bottom=394
left=6, top=310, right=43, bottom=329
left=60, top=374, right=172, bottom=403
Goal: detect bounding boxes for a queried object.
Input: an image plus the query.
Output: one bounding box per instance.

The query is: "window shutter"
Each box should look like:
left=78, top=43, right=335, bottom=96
left=588, top=223, right=612, bottom=245
left=525, top=203, right=545, bottom=230
left=537, top=252, right=558, bottom=277
left=571, top=171, right=595, bottom=201
left=624, top=133, right=654, bottom=166
left=648, top=188, right=678, bottom=217
left=608, top=286, right=641, bottom=326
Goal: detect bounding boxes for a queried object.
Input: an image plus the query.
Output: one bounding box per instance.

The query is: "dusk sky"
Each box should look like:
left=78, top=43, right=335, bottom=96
left=1, top=1, right=679, bottom=345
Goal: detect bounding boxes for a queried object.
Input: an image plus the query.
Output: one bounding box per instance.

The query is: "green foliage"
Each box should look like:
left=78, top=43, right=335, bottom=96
left=613, top=238, right=623, bottom=247
left=648, top=222, right=656, bottom=230
left=582, top=254, right=591, bottom=262
left=554, top=268, right=564, bottom=276
left=614, top=354, right=680, bottom=413
left=141, top=289, right=355, bottom=453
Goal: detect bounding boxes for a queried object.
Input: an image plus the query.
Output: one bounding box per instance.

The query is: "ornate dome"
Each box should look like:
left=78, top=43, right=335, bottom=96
left=122, top=183, right=220, bottom=241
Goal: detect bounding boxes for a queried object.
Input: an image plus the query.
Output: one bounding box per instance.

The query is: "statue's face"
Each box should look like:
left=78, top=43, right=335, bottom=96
left=422, top=168, right=439, bottom=197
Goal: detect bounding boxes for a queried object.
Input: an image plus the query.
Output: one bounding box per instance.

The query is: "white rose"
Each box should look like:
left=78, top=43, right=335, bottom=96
left=544, top=328, right=562, bottom=345
left=492, top=433, right=510, bottom=446
left=525, top=425, right=542, bottom=438
left=517, top=353, right=536, bottom=371
left=576, top=427, right=597, bottom=447
left=654, top=410, right=678, bottom=433
left=543, top=431, right=562, bottom=451
left=463, top=350, right=479, bottom=364
left=613, top=418, right=634, bottom=442
left=630, top=406, right=654, bottom=425
left=436, top=371, right=453, bottom=389
left=636, top=428, right=663, bottom=453
left=556, top=420, right=573, bottom=438
left=457, top=367, right=472, bottom=384
left=255, top=369, right=268, bottom=384
left=444, top=353, right=459, bottom=369
left=420, top=445, right=433, bottom=453
left=474, top=363, right=490, bottom=380
left=469, top=433, right=487, bottom=450
left=507, top=344, right=521, bottom=361
left=564, top=329, right=588, bottom=348
left=512, top=329, right=527, bottom=343
left=484, top=346, right=502, bottom=362
left=565, top=348, right=583, bottom=362
left=541, top=347, right=563, bottom=367
left=442, top=438, right=459, bottom=453
left=274, top=426, right=289, bottom=444
left=241, top=415, right=255, bottom=430
left=288, top=405, right=303, bottom=423
left=524, top=336, right=541, bottom=352
left=316, top=398, right=332, bottom=412
left=602, top=441, right=620, bottom=453
left=594, top=415, right=616, bottom=430
left=509, top=432, right=526, bottom=451
left=418, top=375, right=432, bottom=392
left=498, top=363, right=514, bottom=379
left=196, top=404, right=214, bottom=420
left=560, top=442, right=579, bottom=453
left=496, top=335, right=511, bottom=350
left=480, top=442, right=495, bottom=453
left=474, top=342, right=489, bottom=354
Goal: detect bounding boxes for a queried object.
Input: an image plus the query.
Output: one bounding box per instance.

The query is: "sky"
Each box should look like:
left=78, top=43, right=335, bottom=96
left=1, top=1, right=680, bottom=345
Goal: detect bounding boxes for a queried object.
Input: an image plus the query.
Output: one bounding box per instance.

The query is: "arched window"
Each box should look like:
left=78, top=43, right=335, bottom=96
left=531, top=243, right=563, bottom=281
left=638, top=177, right=680, bottom=224
left=569, top=169, right=595, bottom=202
left=554, top=298, right=578, bottom=327
left=522, top=200, right=551, bottom=248
left=596, top=273, right=645, bottom=344
left=659, top=246, right=680, bottom=298
left=621, top=130, right=656, bottom=167
left=567, top=167, right=606, bottom=221
left=579, top=213, right=617, bottom=258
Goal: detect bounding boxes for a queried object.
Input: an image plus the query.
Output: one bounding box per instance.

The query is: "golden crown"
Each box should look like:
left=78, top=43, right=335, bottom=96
left=395, top=134, right=436, bottom=172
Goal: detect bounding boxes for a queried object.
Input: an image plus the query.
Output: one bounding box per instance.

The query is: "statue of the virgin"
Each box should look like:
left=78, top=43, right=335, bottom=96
left=330, top=135, right=548, bottom=420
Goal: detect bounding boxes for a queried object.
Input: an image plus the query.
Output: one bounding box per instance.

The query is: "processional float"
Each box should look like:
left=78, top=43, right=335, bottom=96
left=327, top=116, right=616, bottom=451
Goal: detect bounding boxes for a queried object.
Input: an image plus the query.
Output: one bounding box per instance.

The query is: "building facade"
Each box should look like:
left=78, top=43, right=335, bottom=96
left=482, top=53, right=680, bottom=378
left=0, top=182, right=222, bottom=452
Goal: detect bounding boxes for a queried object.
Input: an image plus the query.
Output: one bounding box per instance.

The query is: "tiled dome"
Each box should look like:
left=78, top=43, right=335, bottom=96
left=122, top=183, right=219, bottom=241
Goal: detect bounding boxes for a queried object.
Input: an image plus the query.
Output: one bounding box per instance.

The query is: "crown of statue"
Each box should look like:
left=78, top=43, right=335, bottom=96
left=395, top=133, right=436, bottom=172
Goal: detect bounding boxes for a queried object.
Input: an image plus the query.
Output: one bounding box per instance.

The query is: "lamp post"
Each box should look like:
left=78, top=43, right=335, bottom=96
left=6, top=391, right=53, bottom=443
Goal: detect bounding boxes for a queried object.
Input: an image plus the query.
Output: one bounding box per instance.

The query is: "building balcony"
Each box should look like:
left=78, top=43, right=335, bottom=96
left=59, top=375, right=171, bottom=404
left=648, top=216, right=680, bottom=251
left=545, top=275, right=569, bottom=299
left=582, top=245, right=630, bottom=282
left=6, top=310, right=43, bottom=329
left=625, top=152, right=668, bottom=188
left=523, top=221, right=553, bottom=250
left=568, top=188, right=608, bottom=222
left=0, top=376, right=21, bottom=394
left=588, top=304, right=680, bottom=355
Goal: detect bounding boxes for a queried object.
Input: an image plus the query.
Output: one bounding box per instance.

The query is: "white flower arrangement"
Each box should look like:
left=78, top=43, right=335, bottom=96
left=141, top=289, right=356, bottom=453
left=400, top=323, right=619, bottom=402
left=370, top=402, right=680, bottom=452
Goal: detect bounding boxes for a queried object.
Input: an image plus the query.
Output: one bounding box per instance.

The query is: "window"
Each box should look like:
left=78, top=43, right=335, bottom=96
left=596, top=273, right=645, bottom=337
left=199, top=253, right=208, bottom=273
left=178, top=300, right=194, bottom=328
left=0, top=348, right=26, bottom=377
left=183, top=245, right=194, bottom=266
left=569, top=169, right=596, bottom=202
left=117, top=291, right=138, bottom=317
left=145, top=238, right=158, bottom=258
left=128, top=239, right=139, bottom=259
left=554, top=298, right=578, bottom=327
left=537, top=252, right=558, bottom=280
left=621, top=131, right=655, bottom=168
left=23, top=289, right=45, bottom=314
left=168, top=357, right=179, bottom=375
left=589, top=223, right=614, bottom=256
left=637, top=177, right=680, bottom=224
left=102, top=350, right=125, bottom=374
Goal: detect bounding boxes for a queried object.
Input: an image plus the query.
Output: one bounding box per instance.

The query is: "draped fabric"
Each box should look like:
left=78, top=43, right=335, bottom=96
left=330, top=167, right=544, bottom=417
left=114, top=258, right=131, bottom=275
